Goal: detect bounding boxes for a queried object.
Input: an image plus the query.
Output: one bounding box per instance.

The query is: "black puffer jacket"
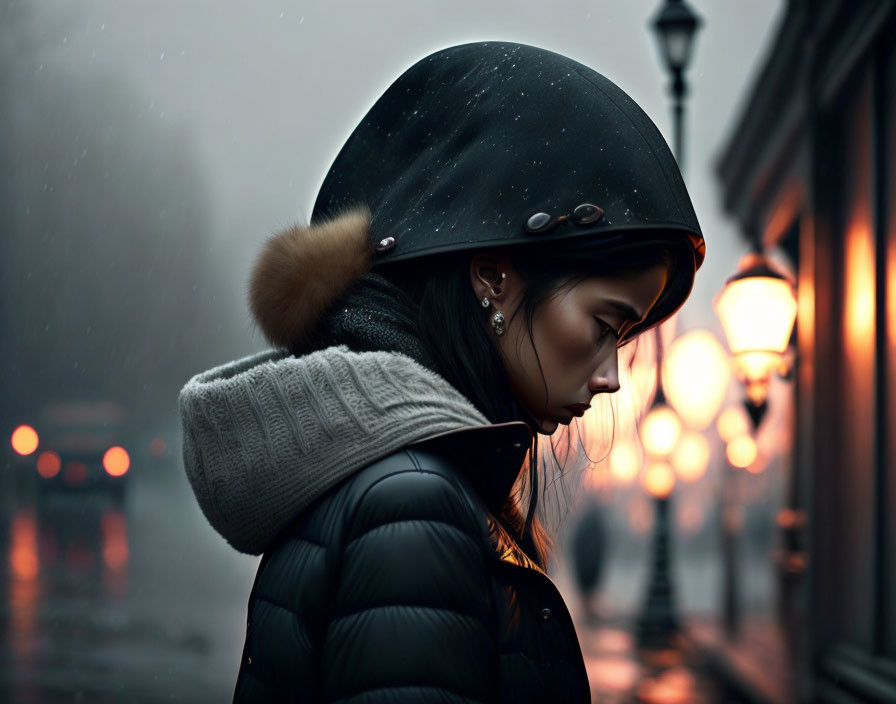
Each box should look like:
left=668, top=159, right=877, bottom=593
left=233, top=424, right=590, bottom=703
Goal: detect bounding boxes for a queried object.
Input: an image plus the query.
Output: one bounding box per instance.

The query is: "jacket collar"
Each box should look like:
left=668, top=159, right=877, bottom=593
left=411, top=422, right=547, bottom=574
left=410, top=421, right=534, bottom=513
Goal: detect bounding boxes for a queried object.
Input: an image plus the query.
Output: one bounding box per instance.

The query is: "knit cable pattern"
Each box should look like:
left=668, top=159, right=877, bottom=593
left=179, top=345, right=488, bottom=554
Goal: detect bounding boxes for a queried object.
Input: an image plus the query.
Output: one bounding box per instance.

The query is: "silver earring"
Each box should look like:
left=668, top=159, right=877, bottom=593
left=480, top=296, right=490, bottom=308
left=491, top=310, right=505, bottom=336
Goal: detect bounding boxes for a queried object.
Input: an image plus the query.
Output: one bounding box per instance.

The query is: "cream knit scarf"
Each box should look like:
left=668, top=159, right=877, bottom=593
left=179, top=345, right=489, bottom=555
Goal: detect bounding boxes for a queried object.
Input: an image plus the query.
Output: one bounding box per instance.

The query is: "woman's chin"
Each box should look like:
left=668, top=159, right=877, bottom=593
left=518, top=408, right=562, bottom=435
left=536, top=419, right=561, bottom=435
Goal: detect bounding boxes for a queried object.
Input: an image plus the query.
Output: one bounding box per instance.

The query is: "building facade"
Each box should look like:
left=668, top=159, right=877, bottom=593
left=716, top=1, right=896, bottom=701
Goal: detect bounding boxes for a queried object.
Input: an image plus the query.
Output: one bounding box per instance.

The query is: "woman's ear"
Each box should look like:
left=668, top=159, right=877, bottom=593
left=470, top=252, right=510, bottom=301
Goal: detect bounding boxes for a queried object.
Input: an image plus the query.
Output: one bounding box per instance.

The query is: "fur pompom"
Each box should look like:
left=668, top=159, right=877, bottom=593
left=249, top=208, right=372, bottom=349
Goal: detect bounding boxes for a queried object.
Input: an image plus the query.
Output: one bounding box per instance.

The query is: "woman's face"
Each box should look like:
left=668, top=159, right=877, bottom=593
left=471, top=252, right=670, bottom=434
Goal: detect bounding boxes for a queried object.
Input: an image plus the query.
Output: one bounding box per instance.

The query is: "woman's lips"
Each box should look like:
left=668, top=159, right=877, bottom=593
left=564, top=404, right=591, bottom=417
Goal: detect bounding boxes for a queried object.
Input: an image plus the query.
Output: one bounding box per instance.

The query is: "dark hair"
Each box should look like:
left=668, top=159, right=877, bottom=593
left=381, top=237, right=685, bottom=568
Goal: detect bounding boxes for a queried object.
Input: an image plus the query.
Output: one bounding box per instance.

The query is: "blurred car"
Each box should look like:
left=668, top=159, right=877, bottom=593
left=9, top=401, right=132, bottom=501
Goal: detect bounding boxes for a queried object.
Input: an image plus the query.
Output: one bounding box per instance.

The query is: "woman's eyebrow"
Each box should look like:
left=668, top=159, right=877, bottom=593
left=604, top=298, right=644, bottom=323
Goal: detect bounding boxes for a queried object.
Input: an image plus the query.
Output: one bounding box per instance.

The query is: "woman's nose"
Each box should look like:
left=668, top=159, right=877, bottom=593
left=589, top=350, right=621, bottom=394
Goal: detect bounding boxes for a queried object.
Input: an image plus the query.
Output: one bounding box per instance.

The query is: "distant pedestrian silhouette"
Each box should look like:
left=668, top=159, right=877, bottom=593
left=569, top=497, right=609, bottom=625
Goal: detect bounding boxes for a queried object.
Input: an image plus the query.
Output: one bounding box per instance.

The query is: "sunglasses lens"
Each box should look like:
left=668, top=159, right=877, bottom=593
left=525, top=212, right=555, bottom=233
left=572, top=203, right=604, bottom=224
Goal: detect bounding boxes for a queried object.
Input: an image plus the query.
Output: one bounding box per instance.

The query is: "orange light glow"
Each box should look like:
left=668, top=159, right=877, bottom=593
left=662, top=330, right=730, bottom=430
left=635, top=664, right=699, bottom=703
left=733, top=351, right=788, bottom=405
left=797, top=239, right=815, bottom=365
left=149, top=437, right=167, bottom=457
left=609, top=439, right=641, bottom=483
left=11, top=425, right=39, bottom=456
left=671, top=431, right=710, bottom=482
left=643, top=461, right=675, bottom=498
left=593, top=628, right=633, bottom=653
left=64, top=461, right=88, bottom=485
left=10, top=511, right=39, bottom=581
left=103, top=446, right=130, bottom=477
left=744, top=449, right=767, bottom=474
left=585, top=655, right=640, bottom=694
left=640, top=405, right=682, bottom=458
left=102, top=511, right=129, bottom=570
left=845, top=222, right=875, bottom=344
left=715, top=275, right=797, bottom=356
left=889, top=237, right=896, bottom=350
left=717, top=405, right=750, bottom=442
left=36, top=451, right=61, bottom=478
left=726, top=435, right=758, bottom=469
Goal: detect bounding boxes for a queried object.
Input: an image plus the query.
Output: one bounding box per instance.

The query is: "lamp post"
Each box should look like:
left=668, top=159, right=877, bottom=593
left=651, top=0, right=703, bottom=169
left=635, top=328, right=682, bottom=647
left=634, top=0, right=702, bottom=648
left=635, top=329, right=729, bottom=646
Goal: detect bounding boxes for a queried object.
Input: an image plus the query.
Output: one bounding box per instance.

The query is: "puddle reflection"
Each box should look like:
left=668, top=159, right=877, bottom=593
left=4, top=499, right=130, bottom=701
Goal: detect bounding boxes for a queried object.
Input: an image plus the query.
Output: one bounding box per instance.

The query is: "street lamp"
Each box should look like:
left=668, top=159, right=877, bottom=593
left=714, top=251, right=798, bottom=415
left=662, top=329, right=731, bottom=430
left=635, top=327, right=683, bottom=647
left=636, top=456, right=679, bottom=647
left=637, top=0, right=703, bottom=650
left=714, top=251, right=796, bottom=636
left=640, top=402, right=682, bottom=458
left=650, top=0, right=703, bottom=167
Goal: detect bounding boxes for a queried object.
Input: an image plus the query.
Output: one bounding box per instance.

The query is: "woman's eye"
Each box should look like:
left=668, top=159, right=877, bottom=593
left=594, top=317, right=618, bottom=341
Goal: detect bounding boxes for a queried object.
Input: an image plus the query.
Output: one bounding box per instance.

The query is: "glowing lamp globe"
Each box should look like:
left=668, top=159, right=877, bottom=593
left=662, top=329, right=730, bottom=430
left=717, top=405, right=751, bottom=442
left=671, top=431, right=710, bottom=482
left=640, top=404, right=682, bottom=458
left=714, top=252, right=797, bottom=404
left=643, top=461, right=676, bottom=498
left=726, top=435, right=758, bottom=469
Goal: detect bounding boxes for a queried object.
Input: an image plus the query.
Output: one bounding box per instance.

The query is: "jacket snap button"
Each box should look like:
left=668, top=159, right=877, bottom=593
left=540, top=608, right=552, bottom=621
left=247, top=656, right=253, bottom=665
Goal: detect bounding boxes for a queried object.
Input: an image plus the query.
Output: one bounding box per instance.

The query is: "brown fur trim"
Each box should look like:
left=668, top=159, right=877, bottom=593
left=248, top=207, right=372, bottom=349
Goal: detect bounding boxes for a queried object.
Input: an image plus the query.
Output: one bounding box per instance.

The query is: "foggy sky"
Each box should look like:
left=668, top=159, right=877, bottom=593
left=13, top=0, right=782, bottom=360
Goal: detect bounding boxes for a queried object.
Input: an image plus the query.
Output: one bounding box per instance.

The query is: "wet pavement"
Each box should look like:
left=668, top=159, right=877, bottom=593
left=1, top=440, right=259, bottom=703
left=580, top=623, right=749, bottom=703
left=1, top=439, right=747, bottom=703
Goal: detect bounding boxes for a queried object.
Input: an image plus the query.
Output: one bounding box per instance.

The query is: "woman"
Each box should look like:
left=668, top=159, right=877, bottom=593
left=179, top=42, right=704, bottom=703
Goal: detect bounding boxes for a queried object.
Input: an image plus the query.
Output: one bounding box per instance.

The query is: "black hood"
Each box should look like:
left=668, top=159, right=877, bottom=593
left=312, top=41, right=704, bottom=275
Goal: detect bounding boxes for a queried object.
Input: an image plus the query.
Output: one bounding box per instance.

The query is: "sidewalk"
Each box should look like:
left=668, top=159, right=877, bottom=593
left=579, top=618, right=752, bottom=703
left=685, top=616, right=796, bottom=704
